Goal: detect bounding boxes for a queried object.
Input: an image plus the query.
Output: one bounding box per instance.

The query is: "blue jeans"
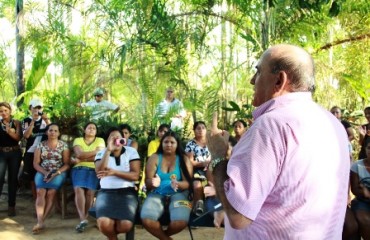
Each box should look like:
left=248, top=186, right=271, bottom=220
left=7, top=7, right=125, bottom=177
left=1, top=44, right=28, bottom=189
left=0, top=150, right=22, bottom=207
left=141, top=191, right=191, bottom=222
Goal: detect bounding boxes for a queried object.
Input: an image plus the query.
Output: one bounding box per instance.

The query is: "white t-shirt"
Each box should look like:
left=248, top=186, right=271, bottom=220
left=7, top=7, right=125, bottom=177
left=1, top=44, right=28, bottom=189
left=81, top=100, right=118, bottom=120
left=156, top=98, right=186, bottom=129
left=351, top=159, right=370, bottom=180
left=95, top=147, right=140, bottom=189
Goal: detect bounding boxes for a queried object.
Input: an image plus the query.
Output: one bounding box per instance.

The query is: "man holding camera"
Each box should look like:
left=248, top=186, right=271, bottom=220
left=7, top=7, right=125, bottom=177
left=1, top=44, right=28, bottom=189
left=21, top=99, right=51, bottom=199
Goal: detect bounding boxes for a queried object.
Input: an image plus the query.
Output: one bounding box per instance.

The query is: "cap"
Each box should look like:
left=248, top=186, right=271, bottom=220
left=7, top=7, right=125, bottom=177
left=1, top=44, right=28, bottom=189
left=93, top=88, right=104, bottom=96
left=29, top=99, right=43, bottom=108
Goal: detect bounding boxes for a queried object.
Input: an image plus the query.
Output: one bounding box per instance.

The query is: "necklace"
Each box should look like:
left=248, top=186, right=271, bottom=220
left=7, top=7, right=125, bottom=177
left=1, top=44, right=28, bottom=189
left=1, top=119, right=13, bottom=131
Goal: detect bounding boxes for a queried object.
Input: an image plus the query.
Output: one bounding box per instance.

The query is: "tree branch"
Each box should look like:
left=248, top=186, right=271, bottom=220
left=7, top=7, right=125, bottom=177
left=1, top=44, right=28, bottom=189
left=317, top=33, right=370, bottom=52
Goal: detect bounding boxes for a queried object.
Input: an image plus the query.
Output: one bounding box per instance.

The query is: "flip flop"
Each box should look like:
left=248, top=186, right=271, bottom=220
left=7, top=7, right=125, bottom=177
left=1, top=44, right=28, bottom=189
left=75, top=220, right=88, bottom=233
left=32, top=224, right=44, bottom=234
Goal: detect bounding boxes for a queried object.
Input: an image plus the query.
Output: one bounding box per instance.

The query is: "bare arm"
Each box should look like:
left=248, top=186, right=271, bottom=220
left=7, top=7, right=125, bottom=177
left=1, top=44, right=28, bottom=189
left=145, top=154, right=159, bottom=190
left=130, top=140, right=139, bottom=150
left=97, top=159, right=141, bottom=181
left=346, top=127, right=355, bottom=142
left=74, top=145, right=103, bottom=162
left=186, top=152, right=207, bottom=168
left=213, top=161, right=253, bottom=229
left=350, top=171, right=370, bottom=199
left=33, top=148, right=48, bottom=176
left=6, top=120, right=22, bottom=141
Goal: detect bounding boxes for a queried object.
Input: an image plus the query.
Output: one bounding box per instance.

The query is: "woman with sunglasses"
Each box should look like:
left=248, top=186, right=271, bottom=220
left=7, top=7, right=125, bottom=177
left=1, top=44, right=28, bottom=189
left=0, top=102, right=22, bottom=216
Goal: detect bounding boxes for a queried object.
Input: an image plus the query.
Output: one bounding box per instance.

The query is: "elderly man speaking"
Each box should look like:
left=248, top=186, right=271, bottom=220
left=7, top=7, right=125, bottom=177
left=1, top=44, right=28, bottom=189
left=211, top=44, right=350, bottom=239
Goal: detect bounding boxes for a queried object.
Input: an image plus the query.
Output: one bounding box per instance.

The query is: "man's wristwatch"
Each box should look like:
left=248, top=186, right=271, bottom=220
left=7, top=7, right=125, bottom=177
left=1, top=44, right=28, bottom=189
left=209, top=157, right=225, bottom=171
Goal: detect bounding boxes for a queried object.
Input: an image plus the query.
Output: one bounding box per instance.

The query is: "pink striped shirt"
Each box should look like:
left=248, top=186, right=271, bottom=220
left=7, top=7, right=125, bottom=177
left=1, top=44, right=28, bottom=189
left=224, top=92, right=350, bottom=240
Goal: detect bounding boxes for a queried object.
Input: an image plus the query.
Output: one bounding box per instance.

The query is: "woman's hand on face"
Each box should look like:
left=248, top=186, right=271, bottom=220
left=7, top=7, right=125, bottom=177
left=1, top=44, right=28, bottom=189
left=152, top=174, right=161, bottom=188
left=107, top=136, right=117, bottom=151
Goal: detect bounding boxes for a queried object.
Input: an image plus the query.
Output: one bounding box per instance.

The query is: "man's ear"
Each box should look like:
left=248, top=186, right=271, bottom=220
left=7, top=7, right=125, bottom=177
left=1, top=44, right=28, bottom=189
left=274, top=71, right=289, bottom=92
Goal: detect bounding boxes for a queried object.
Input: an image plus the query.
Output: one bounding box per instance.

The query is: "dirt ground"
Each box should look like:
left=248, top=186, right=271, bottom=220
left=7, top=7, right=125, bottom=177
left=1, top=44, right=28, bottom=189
left=0, top=187, right=224, bottom=240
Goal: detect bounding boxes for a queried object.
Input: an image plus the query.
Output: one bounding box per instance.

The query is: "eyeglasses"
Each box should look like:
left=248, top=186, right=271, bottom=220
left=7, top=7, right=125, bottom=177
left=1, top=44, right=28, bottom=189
left=167, top=91, right=173, bottom=93
left=34, top=106, right=42, bottom=109
left=95, top=95, right=103, bottom=97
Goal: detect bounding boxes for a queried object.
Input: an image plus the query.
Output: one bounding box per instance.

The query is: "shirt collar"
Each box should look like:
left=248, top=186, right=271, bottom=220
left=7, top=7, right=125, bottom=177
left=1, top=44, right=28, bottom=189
left=252, top=92, right=312, bottom=120
left=109, top=147, right=126, bottom=157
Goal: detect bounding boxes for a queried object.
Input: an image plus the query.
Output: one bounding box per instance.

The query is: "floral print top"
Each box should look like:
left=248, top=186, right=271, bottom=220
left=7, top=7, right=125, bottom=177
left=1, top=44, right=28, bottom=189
left=37, top=140, right=68, bottom=171
left=184, top=139, right=211, bottom=163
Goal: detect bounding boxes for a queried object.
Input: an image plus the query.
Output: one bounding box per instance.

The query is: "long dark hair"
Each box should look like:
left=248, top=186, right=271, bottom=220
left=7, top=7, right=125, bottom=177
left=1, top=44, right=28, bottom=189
left=156, top=131, right=192, bottom=187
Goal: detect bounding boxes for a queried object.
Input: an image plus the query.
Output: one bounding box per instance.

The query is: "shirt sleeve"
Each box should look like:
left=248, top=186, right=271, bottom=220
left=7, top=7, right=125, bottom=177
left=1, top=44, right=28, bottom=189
left=95, top=149, right=105, bottom=162
left=128, top=147, right=140, bottom=161
left=96, top=138, right=106, bottom=148
left=225, top=123, right=286, bottom=220
left=184, top=140, right=193, bottom=153
left=147, top=140, right=158, bottom=157
left=350, top=161, right=359, bottom=173
left=104, top=101, right=118, bottom=111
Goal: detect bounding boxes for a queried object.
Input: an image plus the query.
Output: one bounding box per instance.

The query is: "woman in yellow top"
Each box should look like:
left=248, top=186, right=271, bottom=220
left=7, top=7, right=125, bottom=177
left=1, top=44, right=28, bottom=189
left=147, top=123, right=170, bottom=157
left=71, top=122, right=105, bottom=232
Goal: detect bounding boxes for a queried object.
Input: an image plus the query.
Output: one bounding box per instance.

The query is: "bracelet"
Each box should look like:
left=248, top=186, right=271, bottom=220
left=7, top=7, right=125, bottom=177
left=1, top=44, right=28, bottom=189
left=209, top=157, right=225, bottom=171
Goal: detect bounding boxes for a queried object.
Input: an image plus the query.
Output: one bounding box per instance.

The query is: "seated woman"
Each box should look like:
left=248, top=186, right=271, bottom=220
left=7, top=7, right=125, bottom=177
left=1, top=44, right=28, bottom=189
left=119, top=123, right=138, bottom=150
left=230, top=119, right=247, bottom=144
left=141, top=131, right=193, bottom=240
left=185, top=121, right=211, bottom=216
left=71, top=122, right=105, bottom=232
left=94, top=127, right=141, bottom=240
left=32, top=123, right=70, bottom=234
left=350, top=138, right=370, bottom=240
left=147, top=123, right=170, bottom=157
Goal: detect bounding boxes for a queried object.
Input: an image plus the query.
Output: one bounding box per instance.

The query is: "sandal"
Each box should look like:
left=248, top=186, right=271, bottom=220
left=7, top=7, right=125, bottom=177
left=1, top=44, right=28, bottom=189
left=32, top=224, right=44, bottom=234
left=75, top=220, right=88, bottom=233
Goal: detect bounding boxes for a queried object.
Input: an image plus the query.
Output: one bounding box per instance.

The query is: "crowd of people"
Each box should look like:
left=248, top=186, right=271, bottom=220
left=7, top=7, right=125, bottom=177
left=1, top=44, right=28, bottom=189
left=0, top=44, right=370, bottom=239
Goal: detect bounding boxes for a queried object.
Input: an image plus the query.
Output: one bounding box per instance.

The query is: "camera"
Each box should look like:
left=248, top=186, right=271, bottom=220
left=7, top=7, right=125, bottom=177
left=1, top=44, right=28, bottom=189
left=360, top=177, right=370, bottom=190
left=115, top=138, right=126, bottom=146
left=38, top=112, right=43, bottom=116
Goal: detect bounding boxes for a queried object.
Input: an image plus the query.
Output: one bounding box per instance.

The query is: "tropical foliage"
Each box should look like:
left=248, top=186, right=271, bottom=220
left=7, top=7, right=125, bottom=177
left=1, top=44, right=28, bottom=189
left=0, top=0, right=368, bottom=138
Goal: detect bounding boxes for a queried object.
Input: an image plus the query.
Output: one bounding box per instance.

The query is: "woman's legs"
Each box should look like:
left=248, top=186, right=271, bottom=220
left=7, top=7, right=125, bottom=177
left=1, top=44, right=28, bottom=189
left=342, top=207, right=358, bottom=240
left=116, top=220, right=133, bottom=234
left=7, top=151, right=22, bottom=208
left=142, top=218, right=172, bottom=240
left=74, top=187, right=86, bottom=221
left=85, top=189, right=95, bottom=218
left=97, top=217, right=118, bottom=240
left=43, top=189, right=57, bottom=221
left=354, top=210, right=370, bottom=239
left=165, top=220, right=187, bottom=236
left=0, top=153, right=7, bottom=200
left=35, top=188, right=47, bottom=226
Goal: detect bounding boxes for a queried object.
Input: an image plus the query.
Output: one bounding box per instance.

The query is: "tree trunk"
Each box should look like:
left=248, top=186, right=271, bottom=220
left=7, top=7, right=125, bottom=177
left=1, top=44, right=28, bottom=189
left=16, top=0, right=25, bottom=107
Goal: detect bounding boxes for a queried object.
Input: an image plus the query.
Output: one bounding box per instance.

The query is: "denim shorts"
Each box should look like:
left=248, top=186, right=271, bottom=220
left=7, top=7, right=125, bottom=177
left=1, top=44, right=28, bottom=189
left=96, top=187, right=138, bottom=222
left=71, top=166, right=98, bottom=190
left=351, top=198, right=370, bottom=212
left=34, top=171, right=66, bottom=190
left=140, top=191, right=191, bottom=222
